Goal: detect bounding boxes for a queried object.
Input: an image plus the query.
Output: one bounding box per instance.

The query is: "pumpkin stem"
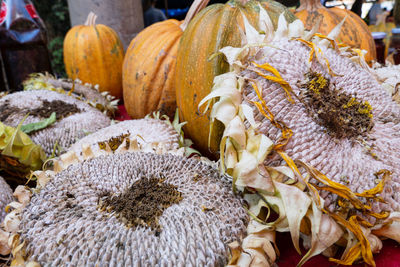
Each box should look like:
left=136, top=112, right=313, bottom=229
left=84, top=11, right=98, bottom=26
left=180, top=0, right=210, bottom=31
left=297, top=0, right=324, bottom=12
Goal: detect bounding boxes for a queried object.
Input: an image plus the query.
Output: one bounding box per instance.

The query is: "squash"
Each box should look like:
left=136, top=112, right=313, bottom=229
left=123, top=0, right=209, bottom=119
left=64, top=12, right=124, bottom=98
left=295, top=0, right=376, bottom=64
left=175, top=0, right=296, bottom=157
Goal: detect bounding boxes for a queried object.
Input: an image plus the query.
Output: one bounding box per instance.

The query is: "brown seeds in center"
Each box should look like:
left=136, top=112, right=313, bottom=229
left=98, top=133, right=130, bottom=152
left=0, top=99, right=81, bottom=121
left=29, top=99, right=81, bottom=120
left=98, top=177, right=183, bottom=235
left=298, top=72, right=374, bottom=139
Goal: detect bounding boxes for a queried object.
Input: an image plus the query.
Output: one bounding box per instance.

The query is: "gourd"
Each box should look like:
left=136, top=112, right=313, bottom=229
left=175, top=0, right=296, bottom=156
left=122, top=0, right=209, bottom=119
left=64, top=12, right=124, bottom=98
left=295, top=0, right=376, bottom=64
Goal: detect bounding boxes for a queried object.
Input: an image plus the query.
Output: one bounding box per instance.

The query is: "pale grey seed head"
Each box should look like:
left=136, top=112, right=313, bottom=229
left=241, top=38, right=400, bottom=215
left=68, top=118, right=180, bottom=157
left=0, top=176, right=13, bottom=222
left=0, top=90, right=111, bottom=156
left=20, top=152, right=248, bottom=267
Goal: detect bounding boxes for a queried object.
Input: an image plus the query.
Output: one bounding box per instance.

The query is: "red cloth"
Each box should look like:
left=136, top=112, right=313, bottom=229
left=115, top=105, right=131, bottom=121
left=276, top=232, right=400, bottom=267
left=116, top=105, right=400, bottom=266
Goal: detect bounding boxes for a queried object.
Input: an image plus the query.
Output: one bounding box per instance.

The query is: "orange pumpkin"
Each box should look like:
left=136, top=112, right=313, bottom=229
left=295, top=0, right=376, bottom=64
left=175, top=0, right=296, bottom=157
left=64, top=12, right=124, bottom=98
left=122, top=0, right=209, bottom=119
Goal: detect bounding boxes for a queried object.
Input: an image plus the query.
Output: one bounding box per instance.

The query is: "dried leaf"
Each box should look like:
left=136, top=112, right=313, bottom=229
left=0, top=122, right=46, bottom=172
left=372, top=212, right=400, bottom=242
left=273, top=13, right=288, bottom=41
left=20, top=112, right=56, bottom=134
left=299, top=211, right=343, bottom=266
left=13, top=186, right=31, bottom=206
left=241, top=11, right=264, bottom=45
left=223, top=116, right=246, bottom=150
left=274, top=181, right=311, bottom=254
left=0, top=229, right=10, bottom=255
left=288, top=20, right=305, bottom=38
left=233, top=151, right=274, bottom=193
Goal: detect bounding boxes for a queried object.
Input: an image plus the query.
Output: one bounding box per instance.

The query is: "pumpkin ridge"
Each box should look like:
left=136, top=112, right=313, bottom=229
left=147, top=31, right=182, bottom=114
left=155, top=40, right=181, bottom=115
left=92, top=26, right=107, bottom=92
left=99, top=25, right=124, bottom=91
left=128, top=27, right=181, bottom=116
left=123, top=19, right=185, bottom=118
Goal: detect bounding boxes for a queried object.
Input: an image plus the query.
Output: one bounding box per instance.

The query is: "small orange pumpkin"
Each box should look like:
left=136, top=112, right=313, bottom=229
left=64, top=12, right=124, bottom=98
left=295, top=0, right=376, bottom=64
left=122, top=0, right=209, bottom=119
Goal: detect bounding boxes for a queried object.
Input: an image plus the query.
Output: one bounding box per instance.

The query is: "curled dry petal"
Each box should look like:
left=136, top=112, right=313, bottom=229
left=3, top=212, right=21, bottom=233
left=233, top=151, right=274, bottom=192
left=299, top=212, right=343, bottom=266
left=241, top=11, right=264, bottom=45
left=273, top=181, right=311, bottom=254
left=212, top=98, right=238, bottom=126
left=224, top=116, right=247, bottom=150
left=228, top=220, right=277, bottom=267
left=0, top=228, right=11, bottom=255
left=13, top=186, right=31, bottom=206
left=372, top=212, right=400, bottom=242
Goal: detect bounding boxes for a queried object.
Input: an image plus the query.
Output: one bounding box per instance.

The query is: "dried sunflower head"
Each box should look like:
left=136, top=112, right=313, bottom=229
left=0, top=176, right=13, bottom=222
left=0, top=90, right=111, bottom=156
left=23, top=73, right=119, bottom=117
left=238, top=28, right=399, bottom=215
left=199, top=9, right=400, bottom=266
left=19, top=152, right=248, bottom=266
left=54, top=118, right=181, bottom=171
left=372, top=64, right=400, bottom=104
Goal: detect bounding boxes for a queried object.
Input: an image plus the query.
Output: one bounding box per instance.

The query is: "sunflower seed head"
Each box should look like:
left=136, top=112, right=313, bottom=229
left=0, top=176, right=13, bottom=222
left=20, top=152, right=248, bottom=266
left=0, top=90, right=111, bottom=156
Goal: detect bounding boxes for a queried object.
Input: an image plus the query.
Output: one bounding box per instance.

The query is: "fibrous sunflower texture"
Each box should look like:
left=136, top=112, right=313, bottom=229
left=20, top=152, right=248, bottom=266
left=240, top=38, right=400, bottom=214
left=372, top=64, right=400, bottom=103
left=0, top=176, right=13, bottom=222
left=200, top=11, right=400, bottom=265
left=54, top=118, right=181, bottom=171
left=23, top=73, right=119, bottom=117
left=70, top=118, right=179, bottom=155
left=0, top=90, right=111, bottom=156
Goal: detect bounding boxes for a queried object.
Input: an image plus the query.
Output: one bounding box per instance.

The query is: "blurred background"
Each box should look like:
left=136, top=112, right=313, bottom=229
left=29, top=0, right=396, bottom=76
